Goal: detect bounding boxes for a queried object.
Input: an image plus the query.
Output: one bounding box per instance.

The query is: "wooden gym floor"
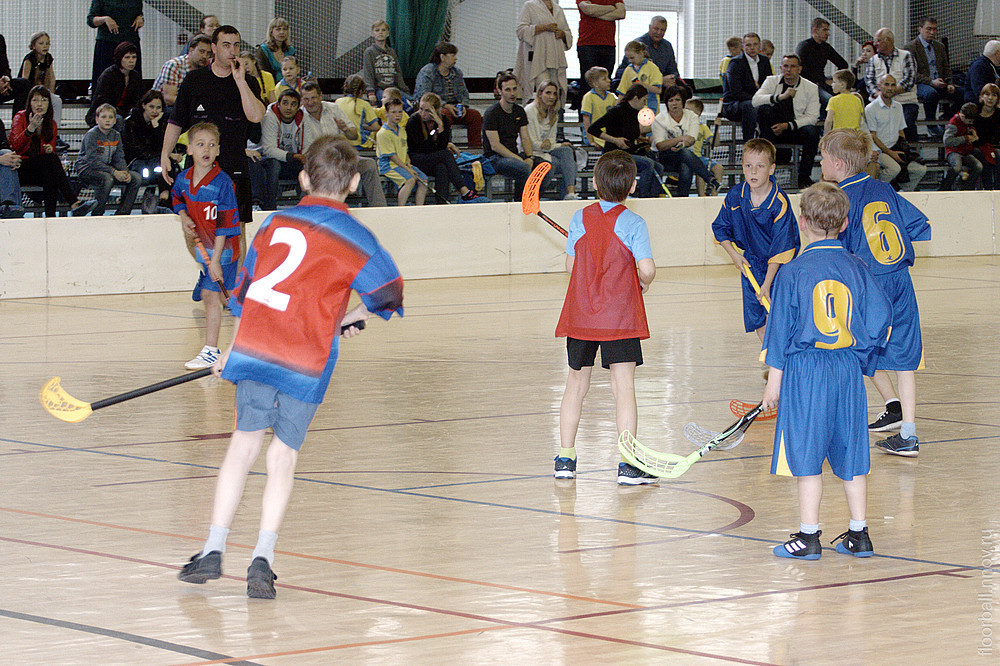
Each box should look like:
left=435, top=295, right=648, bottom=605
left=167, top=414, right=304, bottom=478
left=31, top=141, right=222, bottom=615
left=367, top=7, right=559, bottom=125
left=3, top=256, right=999, bottom=664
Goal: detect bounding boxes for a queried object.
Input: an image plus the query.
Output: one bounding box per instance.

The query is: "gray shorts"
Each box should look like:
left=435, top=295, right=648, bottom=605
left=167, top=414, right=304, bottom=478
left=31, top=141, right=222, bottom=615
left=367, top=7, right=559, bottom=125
left=235, top=380, right=319, bottom=451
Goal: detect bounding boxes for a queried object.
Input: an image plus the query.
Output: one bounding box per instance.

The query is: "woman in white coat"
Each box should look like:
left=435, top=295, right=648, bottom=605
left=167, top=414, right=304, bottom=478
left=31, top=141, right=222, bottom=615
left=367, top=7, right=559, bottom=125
left=514, top=0, right=573, bottom=107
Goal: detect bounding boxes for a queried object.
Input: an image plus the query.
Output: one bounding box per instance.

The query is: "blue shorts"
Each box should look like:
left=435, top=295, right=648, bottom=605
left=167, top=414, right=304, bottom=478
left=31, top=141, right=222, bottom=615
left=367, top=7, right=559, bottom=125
left=699, top=155, right=720, bottom=171
left=381, top=164, right=428, bottom=188
left=196, top=260, right=238, bottom=294
left=741, top=256, right=769, bottom=333
left=874, top=269, right=923, bottom=371
left=235, top=379, right=320, bottom=451
left=771, top=349, right=870, bottom=481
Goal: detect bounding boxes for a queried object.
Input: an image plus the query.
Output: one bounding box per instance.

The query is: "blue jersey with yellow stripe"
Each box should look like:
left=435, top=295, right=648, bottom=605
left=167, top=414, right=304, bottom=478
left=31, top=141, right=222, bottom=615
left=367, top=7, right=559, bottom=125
left=711, top=175, right=799, bottom=266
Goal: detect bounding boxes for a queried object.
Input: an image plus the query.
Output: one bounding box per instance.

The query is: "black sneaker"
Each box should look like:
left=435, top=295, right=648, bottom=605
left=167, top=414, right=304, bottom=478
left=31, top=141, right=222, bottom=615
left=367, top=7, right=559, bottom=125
left=832, top=527, right=874, bottom=557
left=875, top=433, right=919, bottom=457
left=617, top=462, right=658, bottom=486
left=869, top=403, right=902, bottom=431
left=247, top=557, right=277, bottom=599
left=178, top=550, right=222, bottom=583
left=553, top=456, right=577, bottom=479
left=773, top=530, right=822, bottom=560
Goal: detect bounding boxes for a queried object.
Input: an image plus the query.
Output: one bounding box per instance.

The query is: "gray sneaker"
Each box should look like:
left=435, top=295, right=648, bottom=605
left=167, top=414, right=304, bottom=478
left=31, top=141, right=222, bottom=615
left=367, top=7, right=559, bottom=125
left=178, top=550, right=222, bottom=583
left=247, top=557, right=277, bottom=599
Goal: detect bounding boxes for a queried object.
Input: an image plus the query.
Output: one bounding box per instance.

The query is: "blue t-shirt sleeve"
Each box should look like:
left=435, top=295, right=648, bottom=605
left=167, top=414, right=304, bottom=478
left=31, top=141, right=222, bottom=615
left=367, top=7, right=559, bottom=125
left=565, top=209, right=585, bottom=256
left=762, top=268, right=794, bottom=370
left=352, top=245, right=404, bottom=320
left=616, top=209, right=653, bottom=261
left=894, top=192, right=931, bottom=242
left=768, top=190, right=800, bottom=261
left=711, top=192, right=736, bottom=243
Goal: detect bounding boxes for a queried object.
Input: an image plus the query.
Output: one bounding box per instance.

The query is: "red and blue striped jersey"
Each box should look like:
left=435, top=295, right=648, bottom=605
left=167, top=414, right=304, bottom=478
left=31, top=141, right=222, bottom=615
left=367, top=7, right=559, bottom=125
left=171, top=164, right=240, bottom=265
left=222, top=196, right=404, bottom=403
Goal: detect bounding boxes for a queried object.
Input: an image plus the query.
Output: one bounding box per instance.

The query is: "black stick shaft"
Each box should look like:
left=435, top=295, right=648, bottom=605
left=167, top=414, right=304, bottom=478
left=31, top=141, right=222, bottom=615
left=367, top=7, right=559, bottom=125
left=537, top=211, right=568, bottom=237
left=90, top=368, right=213, bottom=411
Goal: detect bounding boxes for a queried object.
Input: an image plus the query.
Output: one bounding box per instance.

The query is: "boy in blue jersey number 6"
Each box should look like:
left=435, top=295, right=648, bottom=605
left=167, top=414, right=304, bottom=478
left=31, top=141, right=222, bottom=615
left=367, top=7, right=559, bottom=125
left=177, top=136, right=404, bottom=598
left=763, top=182, right=892, bottom=560
left=819, top=128, right=931, bottom=457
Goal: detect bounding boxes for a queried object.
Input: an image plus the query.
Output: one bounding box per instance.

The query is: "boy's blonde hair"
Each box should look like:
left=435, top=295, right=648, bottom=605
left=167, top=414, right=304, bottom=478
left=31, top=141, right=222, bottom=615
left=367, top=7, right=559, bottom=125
left=188, top=121, right=220, bottom=143
left=584, top=66, right=608, bottom=88
left=94, top=103, right=117, bottom=119
left=725, top=36, right=742, bottom=51
left=832, top=68, right=855, bottom=89
left=371, top=19, right=390, bottom=31
left=305, top=135, right=358, bottom=195
left=799, top=182, right=850, bottom=234
left=818, top=128, right=872, bottom=177
left=381, top=87, right=402, bottom=103
left=743, top=138, right=776, bottom=165
left=624, top=40, right=646, bottom=55
left=594, top=150, right=637, bottom=202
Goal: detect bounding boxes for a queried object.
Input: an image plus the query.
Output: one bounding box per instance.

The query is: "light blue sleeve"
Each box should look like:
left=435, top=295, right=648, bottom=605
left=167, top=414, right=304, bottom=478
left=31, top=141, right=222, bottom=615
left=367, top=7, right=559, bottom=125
left=565, top=209, right=584, bottom=256
left=614, top=208, right=653, bottom=261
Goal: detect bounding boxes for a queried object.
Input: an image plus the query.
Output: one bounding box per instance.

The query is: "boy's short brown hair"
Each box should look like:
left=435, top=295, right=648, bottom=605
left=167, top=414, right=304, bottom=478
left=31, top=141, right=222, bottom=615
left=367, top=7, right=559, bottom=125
left=961, top=102, right=979, bottom=118
left=304, top=135, right=359, bottom=195
left=743, top=138, right=775, bottom=165
left=818, top=128, right=872, bottom=177
left=383, top=97, right=404, bottom=111
left=685, top=97, right=704, bottom=114
left=799, top=182, right=850, bottom=234
left=832, top=68, right=855, bottom=89
left=624, top=40, right=646, bottom=55
left=584, top=66, right=608, bottom=88
left=188, top=121, right=220, bottom=143
left=725, top=36, right=742, bottom=50
left=594, top=150, right=637, bottom=202
left=94, top=103, right=117, bottom=119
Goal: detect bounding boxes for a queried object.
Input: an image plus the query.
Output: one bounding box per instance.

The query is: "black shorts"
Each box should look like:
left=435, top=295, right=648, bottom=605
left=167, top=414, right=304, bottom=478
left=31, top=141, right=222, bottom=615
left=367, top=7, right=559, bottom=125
left=566, top=337, right=643, bottom=371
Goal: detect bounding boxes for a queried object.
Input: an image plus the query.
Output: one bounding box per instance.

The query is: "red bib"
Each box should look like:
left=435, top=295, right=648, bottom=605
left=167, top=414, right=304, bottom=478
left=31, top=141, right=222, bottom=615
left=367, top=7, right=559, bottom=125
left=555, top=203, right=649, bottom=341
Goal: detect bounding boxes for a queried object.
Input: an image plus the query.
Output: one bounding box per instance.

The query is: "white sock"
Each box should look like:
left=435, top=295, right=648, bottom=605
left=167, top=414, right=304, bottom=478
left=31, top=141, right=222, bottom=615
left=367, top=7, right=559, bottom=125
left=202, top=524, right=229, bottom=556
left=849, top=519, right=867, bottom=532
left=251, top=529, right=278, bottom=564
left=799, top=523, right=819, bottom=535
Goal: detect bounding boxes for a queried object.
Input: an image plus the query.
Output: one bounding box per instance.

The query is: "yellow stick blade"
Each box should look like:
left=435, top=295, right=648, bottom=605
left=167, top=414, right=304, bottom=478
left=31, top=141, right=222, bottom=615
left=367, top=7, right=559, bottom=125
left=39, top=377, right=93, bottom=423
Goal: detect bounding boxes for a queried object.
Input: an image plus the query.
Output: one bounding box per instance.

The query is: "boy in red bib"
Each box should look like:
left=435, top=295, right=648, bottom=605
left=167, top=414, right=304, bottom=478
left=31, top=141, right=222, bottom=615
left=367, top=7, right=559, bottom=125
left=554, top=150, right=657, bottom=485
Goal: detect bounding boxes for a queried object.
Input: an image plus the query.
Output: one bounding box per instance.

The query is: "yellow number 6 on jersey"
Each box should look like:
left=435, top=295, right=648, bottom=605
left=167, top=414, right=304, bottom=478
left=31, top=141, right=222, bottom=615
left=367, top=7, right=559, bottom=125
left=862, top=201, right=904, bottom=265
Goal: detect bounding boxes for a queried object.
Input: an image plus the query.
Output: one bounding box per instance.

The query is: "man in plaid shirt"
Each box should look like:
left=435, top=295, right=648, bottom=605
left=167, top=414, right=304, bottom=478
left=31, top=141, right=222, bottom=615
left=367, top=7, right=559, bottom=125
left=864, top=28, right=919, bottom=142
left=154, top=35, right=213, bottom=108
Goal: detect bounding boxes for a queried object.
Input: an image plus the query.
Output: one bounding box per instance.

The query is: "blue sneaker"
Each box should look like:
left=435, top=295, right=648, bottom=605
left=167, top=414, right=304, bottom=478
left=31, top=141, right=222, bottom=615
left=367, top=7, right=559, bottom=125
left=874, top=433, right=918, bottom=457
left=832, top=527, right=874, bottom=557
left=773, top=531, right=822, bottom=560
left=553, top=456, right=576, bottom=479
left=617, top=462, right=658, bottom=486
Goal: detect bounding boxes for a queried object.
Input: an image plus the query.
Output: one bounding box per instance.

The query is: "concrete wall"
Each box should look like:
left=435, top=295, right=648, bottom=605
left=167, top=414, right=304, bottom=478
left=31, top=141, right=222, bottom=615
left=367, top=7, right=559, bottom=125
left=1, top=192, right=995, bottom=299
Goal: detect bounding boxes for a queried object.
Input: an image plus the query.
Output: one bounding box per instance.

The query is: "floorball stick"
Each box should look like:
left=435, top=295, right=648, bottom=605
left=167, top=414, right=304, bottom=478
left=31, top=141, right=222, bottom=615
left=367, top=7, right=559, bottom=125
left=193, top=239, right=230, bottom=299
left=730, top=398, right=777, bottom=420
left=416, top=176, right=452, bottom=205
left=741, top=263, right=770, bottom=312
left=40, top=369, right=214, bottom=423
left=617, top=403, right=764, bottom=478
left=522, top=161, right=568, bottom=237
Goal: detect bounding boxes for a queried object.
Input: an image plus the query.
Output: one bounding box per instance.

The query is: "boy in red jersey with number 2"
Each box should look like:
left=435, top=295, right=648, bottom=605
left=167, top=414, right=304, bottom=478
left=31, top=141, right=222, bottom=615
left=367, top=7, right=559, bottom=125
left=177, top=136, right=404, bottom=598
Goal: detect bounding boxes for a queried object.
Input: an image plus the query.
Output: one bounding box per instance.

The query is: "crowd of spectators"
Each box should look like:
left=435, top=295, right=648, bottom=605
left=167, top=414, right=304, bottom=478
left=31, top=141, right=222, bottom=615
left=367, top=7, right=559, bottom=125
left=1, top=6, right=999, bottom=218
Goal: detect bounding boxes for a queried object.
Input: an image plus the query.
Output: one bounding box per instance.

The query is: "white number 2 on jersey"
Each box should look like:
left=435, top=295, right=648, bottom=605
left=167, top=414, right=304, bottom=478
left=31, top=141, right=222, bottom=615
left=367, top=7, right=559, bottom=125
left=245, top=227, right=307, bottom=311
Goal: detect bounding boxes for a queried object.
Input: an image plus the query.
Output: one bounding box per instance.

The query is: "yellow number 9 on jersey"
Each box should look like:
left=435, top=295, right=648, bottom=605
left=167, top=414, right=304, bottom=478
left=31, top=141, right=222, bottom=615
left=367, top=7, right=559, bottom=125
left=812, top=280, right=855, bottom=350
left=862, top=201, right=904, bottom=265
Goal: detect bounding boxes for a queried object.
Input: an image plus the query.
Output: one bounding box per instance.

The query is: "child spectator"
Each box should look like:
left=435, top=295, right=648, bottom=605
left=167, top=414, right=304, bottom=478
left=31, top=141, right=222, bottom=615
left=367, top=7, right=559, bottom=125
left=587, top=83, right=663, bottom=198
left=616, top=41, right=662, bottom=112
left=720, top=37, right=743, bottom=79
left=362, top=20, right=411, bottom=107
left=824, top=69, right=866, bottom=132
left=760, top=39, right=776, bottom=59
left=335, top=74, right=380, bottom=148
left=685, top=97, right=724, bottom=196
left=581, top=66, right=617, bottom=149
left=712, top=138, right=799, bottom=343
left=123, top=89, right=174, bottom=213
left=76, top=103, right=142, bottom=216
left=763, top=181, right=892, bottom=560
left=176, top=136, right=403, bottom=598
left=260, top=88, right=307, bottom=210
left=274, top=55, right=304, bottom=96
left=942, top=102, right=983, bottom=190
left=376, top=97, right=427, bottom=206
left=374, top=87, right=410, bottom=126
left=241, top=50, right=276, bottom=105
left=171, top=122, right=240, bottom=370
left=87, top=41, right=143, bottom=129
left=974, top=83, right=1000, bottom=189
left=819, top=128, right=932, bottom=456
left=525, top=79, right=579, bottom=199
left=553, top=150, right=656, bottom=485
left=405, top=92, right=487, bottom=202
left=9, top=86, right=95, bottom=217
left=0, top=117, right=24, bottom=218
left=19, top=31, right=64, bottom=138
